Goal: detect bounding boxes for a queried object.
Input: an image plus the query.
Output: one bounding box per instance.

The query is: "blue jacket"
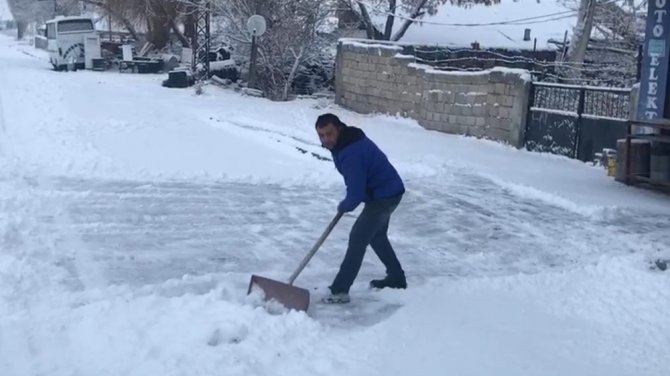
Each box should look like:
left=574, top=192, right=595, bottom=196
left=331, top=126, right=405, bottom=212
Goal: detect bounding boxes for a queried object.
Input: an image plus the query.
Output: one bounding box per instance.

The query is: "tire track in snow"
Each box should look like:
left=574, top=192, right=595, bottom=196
left=213, top=117, right=332, bottom=162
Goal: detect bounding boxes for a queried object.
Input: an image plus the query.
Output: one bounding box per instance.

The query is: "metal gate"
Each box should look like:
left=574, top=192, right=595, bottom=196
left=525, top=82, right=631, bottom=162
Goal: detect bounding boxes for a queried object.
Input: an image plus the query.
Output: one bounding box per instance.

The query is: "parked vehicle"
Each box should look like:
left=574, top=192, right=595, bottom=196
left=45, top=16, right=98, bottom=71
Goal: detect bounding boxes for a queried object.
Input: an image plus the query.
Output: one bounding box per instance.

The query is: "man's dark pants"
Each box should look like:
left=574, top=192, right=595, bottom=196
left=329, top=193, right=404, bottom=294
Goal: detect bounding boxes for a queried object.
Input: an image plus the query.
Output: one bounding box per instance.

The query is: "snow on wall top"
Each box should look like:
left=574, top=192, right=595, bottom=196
left=409, top=62, right=533, bottom=82
left=339, top=38, right=405, bottom=52
left=339, top=39, right=533, bottom=81
left=366, top=0, right=578, bottom=50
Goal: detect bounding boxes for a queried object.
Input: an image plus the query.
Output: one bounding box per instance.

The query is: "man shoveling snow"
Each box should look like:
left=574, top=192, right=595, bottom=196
left=315, top=113, right=407, bottom=304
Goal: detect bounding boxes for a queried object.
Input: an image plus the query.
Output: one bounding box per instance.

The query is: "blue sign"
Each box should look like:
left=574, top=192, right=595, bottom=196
left=637, top=0, right=670, bottom=120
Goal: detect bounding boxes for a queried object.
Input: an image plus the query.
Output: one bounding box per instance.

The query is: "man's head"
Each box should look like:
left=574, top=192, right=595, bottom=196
left=315, top=113, right=345, bottom=150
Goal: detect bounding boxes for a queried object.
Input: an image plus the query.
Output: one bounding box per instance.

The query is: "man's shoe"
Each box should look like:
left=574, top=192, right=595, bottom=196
left=370, top=274, right=407, bottom=289
left=321, top=293, right=351, bottom=304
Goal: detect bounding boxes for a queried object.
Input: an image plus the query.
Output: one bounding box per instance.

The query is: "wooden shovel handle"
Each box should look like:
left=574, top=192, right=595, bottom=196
left=287, top=211, right=344, bottom=285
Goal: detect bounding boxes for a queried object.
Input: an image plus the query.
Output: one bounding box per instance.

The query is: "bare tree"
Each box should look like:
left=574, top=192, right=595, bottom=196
left=340, top=0, right=500, bottom=41
left=7, top=0, right=53, bottom=39
left=79, top=0, right=141, bottom=40
left=78, top=0, right=191, bottom=49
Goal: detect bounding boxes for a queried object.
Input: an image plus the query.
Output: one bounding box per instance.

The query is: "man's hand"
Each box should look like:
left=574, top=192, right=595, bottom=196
left=338, top=199, right=356, bottom=213
left=337, top=201, right=348, bottom=213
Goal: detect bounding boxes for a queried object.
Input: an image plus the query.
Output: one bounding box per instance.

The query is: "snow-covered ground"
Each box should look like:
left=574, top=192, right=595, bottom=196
left=1, top=33, right=669, bottom=376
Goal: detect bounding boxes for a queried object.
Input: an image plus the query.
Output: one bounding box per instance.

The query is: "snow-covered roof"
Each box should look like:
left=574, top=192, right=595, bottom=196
left=368, top=0, right=579, bottom=50
left=46, top=15, right=95, bottom=23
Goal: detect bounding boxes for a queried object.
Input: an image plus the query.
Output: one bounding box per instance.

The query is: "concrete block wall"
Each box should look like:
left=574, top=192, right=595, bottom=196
left=335, top=40, right=532, bottom=147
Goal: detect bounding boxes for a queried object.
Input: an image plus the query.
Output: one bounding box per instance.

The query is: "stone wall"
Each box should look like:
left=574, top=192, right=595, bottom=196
left=335, top=40, right=532, bottom=147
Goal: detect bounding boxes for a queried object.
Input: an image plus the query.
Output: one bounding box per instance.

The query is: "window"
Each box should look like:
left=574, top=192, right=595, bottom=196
left=47, top=23, right=56, bottom=40
left=57, top=19, right=94, bottom=33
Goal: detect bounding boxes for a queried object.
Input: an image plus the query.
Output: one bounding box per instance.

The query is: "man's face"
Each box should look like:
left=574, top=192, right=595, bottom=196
left=316, top=123, right=340, bottom=150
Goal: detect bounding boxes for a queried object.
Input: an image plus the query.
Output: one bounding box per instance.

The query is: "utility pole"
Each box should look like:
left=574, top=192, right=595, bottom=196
left=566, top=0, right=597, bottom=66
left=191, top=0, right=211, bottom=93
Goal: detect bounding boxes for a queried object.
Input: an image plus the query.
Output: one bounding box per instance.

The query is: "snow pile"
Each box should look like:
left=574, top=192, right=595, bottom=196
left=2, top=241, right=667, bottom=376
left=1, top=279, right=350, bottom=376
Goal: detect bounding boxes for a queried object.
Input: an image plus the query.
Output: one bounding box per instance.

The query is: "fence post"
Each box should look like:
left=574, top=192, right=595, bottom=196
left=636, top=44, right=643, bottom=82
left=573, top=87, right=586, bottom=159
left=524, top=83, right=536, bottom=148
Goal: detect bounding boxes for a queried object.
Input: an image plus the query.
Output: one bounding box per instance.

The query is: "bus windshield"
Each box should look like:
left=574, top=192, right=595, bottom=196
left=57, top=19, right=94, bottom=33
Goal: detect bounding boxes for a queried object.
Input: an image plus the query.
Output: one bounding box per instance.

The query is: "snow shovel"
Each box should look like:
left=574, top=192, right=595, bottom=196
left=247, top=211, right=343, bottom=312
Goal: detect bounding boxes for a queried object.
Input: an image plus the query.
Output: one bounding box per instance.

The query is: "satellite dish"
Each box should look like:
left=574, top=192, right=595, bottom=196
left=246, top=15, right=266, bottom=37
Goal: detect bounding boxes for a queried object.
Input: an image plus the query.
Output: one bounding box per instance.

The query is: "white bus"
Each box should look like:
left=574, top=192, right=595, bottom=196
left=45, top=16, right=99, bottom=71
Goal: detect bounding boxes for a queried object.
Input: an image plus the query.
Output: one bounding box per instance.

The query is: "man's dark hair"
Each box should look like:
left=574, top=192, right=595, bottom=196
left=315, top=113, right=346, bottom=129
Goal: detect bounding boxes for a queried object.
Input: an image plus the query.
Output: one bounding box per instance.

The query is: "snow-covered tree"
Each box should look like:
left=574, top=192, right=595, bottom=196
left=339, top=0, right=500, bottom=41
left=183, top=0, right=331, bottom=100
left=592, top=0, right=644, bottom=50
left=556, top=0, right=643, bottom=84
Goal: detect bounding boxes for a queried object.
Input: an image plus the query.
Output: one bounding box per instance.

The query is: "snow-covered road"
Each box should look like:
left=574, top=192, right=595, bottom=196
left=10, top=172, right=670, bottom=289
left=1, top=33, right=669, bottom=376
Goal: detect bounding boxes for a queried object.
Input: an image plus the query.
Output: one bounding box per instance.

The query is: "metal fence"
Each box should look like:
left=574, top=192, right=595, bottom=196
left=525, top=82, right=631, bottom=161
left=401, top=45, right=638, bottom=88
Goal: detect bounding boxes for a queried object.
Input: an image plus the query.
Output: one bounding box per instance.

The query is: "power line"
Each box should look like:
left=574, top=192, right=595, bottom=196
left=354, top=0, right=576, bottom=27
left=353, top=0, right=622, bottom=28
left=411, top=11, right=577, bottom=27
